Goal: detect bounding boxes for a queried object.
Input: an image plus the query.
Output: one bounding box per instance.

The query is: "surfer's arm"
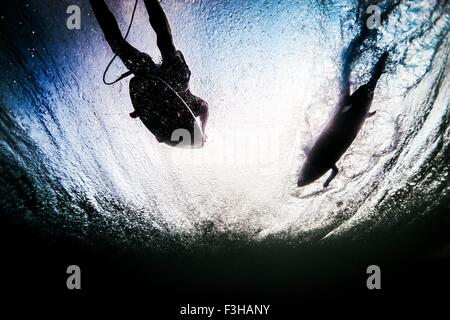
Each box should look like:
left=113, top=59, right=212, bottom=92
left=89, top=0, right=145, bottom=73
left=187, top=94, right=209, bottom=134
left=144, top=0, right=177, bottom=59
left=199, top=101, right=209, bottom=135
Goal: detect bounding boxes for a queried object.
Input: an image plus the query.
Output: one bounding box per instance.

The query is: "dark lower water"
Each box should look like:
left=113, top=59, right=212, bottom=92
left=2, top=201, right=449, bottom=310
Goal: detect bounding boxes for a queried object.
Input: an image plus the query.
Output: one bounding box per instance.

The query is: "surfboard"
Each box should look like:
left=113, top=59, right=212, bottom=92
left=129, top=76, right=205, bottom=149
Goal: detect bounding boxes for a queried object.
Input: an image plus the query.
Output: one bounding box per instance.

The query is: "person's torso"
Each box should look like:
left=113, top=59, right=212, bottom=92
left=154, top=50, right=191, bottom=92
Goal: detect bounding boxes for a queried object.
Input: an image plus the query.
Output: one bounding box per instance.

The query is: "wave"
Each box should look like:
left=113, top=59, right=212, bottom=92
left=0, top=0, right=448, bottom=249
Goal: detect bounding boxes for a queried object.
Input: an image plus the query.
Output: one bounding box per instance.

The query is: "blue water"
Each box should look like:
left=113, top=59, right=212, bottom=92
left=0, top=0, right=448, bottom=249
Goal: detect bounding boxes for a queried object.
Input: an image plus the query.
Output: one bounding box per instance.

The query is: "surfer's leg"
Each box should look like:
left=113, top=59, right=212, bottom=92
left=144, top=0, right=177, bottom=59
left=90, top=0, right=145, bottom=73
left=323, top=165, right=339, bottom=188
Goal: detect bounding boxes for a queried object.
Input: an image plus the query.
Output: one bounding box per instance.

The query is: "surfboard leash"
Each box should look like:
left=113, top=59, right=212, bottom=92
left=102, top=0, right=139, bottom=85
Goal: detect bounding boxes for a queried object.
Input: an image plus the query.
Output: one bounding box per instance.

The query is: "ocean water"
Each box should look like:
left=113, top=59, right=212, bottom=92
left=0, top=0, right=448, bottom=254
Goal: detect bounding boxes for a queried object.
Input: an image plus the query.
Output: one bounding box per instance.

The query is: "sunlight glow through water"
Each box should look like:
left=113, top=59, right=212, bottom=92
left=0, top=0, right=448, bottom=245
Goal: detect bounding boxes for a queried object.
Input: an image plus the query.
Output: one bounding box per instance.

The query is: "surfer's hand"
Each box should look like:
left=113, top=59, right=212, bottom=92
left=130, top=111, right=139, bottom=119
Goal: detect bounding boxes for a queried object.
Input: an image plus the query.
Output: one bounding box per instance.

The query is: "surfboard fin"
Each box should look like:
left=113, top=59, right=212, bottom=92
left=367, top=111, right=377, bottom=118
left=323, top=165, right=339, bottom=188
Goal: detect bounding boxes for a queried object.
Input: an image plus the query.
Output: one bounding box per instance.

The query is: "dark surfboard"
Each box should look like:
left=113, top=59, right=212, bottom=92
left=297, top=53, right=389, bottom=188
left=129, top=76, right=204, bottom=148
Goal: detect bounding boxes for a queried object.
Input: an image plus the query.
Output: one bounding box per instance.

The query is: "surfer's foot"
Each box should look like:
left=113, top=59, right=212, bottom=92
left=130, top=111, right=139, bottom=118
left=202, top=133, right=208, bottom=143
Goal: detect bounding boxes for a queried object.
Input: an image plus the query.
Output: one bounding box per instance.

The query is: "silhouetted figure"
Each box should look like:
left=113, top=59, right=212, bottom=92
left=297, top=52, right=389, bottom=188
left=90, top=0, right=209, bottom=145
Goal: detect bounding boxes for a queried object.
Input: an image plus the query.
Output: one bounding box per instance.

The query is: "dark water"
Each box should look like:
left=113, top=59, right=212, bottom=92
left=0, top=0, right=449, bottom=308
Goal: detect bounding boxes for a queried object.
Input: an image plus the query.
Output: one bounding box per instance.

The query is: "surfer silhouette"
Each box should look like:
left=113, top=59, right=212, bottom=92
left=90, top=0, right=209, bottom=146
